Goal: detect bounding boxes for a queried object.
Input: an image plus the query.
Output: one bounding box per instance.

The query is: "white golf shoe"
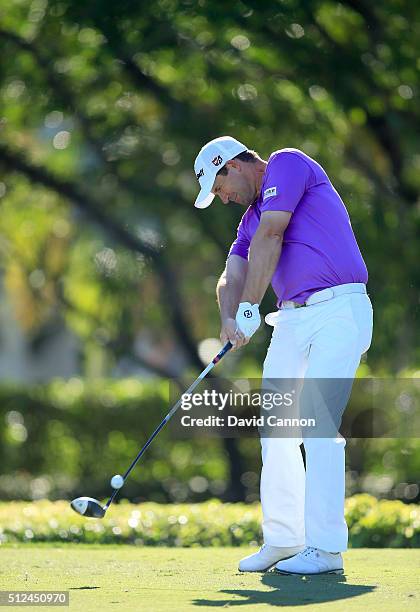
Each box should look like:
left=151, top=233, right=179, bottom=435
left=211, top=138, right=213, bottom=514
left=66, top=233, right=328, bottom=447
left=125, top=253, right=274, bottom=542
left=238, top=544, right=305, bottom=572
left=275, top=546, right=344, bottom=575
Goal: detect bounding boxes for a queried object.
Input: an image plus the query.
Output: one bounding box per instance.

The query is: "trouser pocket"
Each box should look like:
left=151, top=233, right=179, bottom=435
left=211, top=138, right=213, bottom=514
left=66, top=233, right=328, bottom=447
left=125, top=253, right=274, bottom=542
left=350, top=294, right=374, bottom=354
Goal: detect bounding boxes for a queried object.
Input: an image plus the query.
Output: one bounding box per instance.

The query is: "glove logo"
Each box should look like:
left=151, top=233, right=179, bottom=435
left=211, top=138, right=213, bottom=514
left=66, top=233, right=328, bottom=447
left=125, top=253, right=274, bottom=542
left=236, top=302, right=261, bottom=339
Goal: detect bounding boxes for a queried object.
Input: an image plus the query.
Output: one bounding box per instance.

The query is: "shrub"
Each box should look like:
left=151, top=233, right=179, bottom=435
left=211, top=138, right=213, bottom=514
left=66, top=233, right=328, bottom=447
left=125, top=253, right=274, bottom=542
left=0, top=494, right=418, bottom=547
left=1, top=380, right=419, bottom=505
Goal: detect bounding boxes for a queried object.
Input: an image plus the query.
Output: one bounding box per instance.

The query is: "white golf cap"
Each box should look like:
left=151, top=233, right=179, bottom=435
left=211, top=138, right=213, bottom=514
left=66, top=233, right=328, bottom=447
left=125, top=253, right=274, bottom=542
left=194, top=136, right=247, bottom=208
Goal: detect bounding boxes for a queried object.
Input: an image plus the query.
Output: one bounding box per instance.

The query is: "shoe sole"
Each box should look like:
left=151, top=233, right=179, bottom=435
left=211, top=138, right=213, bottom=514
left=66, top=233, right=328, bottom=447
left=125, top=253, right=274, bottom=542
left=275, top=568, right=344, bottom=576
left=239, top=561, right=279, bottom=573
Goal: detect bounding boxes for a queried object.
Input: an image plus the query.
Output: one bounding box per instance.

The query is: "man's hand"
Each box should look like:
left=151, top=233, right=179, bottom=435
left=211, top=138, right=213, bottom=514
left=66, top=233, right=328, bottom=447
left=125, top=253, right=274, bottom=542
left=236, top=302, right=261, bottom=339
left=220, top=318, right=249, bottom=351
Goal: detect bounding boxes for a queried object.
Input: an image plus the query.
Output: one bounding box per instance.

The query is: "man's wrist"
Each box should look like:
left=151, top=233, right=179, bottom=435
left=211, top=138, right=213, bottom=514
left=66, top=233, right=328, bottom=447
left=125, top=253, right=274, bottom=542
left=240, top=296, right=259, bottom=305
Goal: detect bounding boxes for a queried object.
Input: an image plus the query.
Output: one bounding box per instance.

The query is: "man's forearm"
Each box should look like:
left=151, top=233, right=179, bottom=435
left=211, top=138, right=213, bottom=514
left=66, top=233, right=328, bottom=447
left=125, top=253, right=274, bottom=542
left=240, top=228, right=283, bottom=304
left=217, top=272, right=245, bottom=321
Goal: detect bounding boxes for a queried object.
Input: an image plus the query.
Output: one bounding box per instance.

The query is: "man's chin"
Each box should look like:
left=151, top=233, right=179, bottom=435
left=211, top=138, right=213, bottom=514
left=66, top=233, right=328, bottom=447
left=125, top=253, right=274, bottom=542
left=242, top=196, right=255, bottom=207
left=229, top=195, right=252, bottom=207
left=234, top=194, right=251, bottom=206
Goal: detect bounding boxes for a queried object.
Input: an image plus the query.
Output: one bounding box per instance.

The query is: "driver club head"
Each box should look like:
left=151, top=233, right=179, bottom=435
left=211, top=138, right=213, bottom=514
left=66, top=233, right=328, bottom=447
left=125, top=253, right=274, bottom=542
left=70, top=496, right=106, bottom=518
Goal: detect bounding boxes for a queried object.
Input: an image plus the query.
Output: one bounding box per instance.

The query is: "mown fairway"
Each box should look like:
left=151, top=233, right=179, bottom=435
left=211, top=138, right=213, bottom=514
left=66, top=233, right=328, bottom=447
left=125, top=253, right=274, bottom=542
left=0, top=545, right=419, bottom=611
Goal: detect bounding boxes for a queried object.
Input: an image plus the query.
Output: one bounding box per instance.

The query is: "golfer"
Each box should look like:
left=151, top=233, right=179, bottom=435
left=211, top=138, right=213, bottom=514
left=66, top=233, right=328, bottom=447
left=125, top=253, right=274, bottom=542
left=193, top=136, right=373, bottom=575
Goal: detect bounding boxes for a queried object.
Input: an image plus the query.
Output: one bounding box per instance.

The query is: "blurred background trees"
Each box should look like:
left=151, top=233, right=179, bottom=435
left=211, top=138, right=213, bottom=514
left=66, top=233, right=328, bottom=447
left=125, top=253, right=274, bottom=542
left=0, top=0, right=418, bottom=503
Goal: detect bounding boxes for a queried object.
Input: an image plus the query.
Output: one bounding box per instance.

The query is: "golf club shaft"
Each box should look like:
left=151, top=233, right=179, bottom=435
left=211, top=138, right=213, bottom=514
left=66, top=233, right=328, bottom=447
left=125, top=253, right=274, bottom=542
left=104, top=341, right=233, bottom=509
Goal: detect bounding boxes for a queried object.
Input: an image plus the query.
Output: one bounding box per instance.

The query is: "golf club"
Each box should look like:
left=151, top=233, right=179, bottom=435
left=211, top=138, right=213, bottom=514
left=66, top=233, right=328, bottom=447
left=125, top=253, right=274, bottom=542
left=70, top=340, right=233, bottom=518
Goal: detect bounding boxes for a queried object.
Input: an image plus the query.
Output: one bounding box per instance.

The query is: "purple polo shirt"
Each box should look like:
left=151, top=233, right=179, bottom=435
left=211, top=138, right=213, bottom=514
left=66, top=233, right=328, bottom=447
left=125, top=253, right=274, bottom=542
left=228, top=148, right=368, bottom=305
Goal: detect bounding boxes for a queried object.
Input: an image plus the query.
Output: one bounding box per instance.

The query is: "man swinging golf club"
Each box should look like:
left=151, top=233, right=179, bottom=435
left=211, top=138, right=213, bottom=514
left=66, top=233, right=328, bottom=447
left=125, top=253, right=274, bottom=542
left=193, top=136, right=373, bottom=575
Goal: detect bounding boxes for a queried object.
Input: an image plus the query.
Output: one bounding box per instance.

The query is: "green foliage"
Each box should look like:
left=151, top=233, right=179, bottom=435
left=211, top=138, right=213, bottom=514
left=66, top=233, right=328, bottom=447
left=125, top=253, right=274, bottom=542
left=0, top=2, right=419, bottom=520
left=0, top=0, right=418, bottom=374
left=346, top=494, right=420, bottom=547
left=0, top=379, right=232, bottom=503
left=0, top=495, right=418, bottom=547
left=0, top=379, right=418, bottom=504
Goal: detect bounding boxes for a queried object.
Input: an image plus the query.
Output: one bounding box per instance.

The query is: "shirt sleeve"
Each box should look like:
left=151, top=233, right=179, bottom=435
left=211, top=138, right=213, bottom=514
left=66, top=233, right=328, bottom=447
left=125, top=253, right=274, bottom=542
left=261, top=152, right=313, bottom=213
left=227, top=213, right=251, bottom=261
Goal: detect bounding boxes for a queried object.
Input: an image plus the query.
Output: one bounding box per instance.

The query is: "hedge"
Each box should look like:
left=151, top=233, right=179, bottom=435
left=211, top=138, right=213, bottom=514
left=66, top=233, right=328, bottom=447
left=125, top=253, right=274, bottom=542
left=1, top=379, right=419, bottom=505
left=0, top=494, right=418, bottom=547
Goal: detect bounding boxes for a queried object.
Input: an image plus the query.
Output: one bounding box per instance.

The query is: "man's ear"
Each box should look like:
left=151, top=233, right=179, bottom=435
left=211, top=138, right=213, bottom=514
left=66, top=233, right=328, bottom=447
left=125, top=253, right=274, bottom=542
left=226, top=159, right=241, bottom=171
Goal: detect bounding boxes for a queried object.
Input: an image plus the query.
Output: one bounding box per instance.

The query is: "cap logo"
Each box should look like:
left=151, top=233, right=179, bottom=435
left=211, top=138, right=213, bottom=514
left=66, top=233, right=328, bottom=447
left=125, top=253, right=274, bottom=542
left=212, top=155, right=223, bottom=166
left=196, top=168, right=204, bottom=180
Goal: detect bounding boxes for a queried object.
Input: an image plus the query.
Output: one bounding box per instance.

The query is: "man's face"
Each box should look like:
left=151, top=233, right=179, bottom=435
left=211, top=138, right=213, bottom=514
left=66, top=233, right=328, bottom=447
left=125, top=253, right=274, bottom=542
left=211, top=160, right=256, bottom=207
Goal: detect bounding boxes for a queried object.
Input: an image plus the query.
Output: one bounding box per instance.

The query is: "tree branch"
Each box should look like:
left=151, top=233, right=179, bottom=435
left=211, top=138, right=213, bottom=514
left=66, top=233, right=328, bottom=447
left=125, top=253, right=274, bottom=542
left=0, top=28, right=112, bottom=166
left=0, top=143, right=205, bottom=370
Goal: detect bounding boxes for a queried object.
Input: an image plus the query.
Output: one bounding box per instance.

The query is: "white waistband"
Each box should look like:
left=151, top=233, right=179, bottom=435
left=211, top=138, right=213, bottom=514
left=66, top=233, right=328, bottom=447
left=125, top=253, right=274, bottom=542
left=266, top=283, right=367, bottom=325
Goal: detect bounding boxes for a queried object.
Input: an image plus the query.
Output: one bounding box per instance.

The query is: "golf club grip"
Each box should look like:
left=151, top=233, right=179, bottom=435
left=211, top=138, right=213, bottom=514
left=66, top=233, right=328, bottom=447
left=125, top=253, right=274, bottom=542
left=213, top=341, right=233, bottom=363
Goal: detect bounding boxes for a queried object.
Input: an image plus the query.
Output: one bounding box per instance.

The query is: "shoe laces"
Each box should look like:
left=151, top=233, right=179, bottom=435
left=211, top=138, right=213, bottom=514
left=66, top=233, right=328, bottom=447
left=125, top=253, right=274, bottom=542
left=300, top=547, right=318, bottom=558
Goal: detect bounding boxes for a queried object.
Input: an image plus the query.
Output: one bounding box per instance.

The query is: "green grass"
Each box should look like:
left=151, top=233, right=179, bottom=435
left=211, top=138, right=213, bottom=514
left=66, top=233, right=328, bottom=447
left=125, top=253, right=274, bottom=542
left=0, top=545, right=418, bottom=611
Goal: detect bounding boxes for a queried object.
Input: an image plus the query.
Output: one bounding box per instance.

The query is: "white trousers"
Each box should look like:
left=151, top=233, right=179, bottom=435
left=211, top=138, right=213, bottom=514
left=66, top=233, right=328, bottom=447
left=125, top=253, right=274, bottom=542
left=261, top=287, right=373, bottom=552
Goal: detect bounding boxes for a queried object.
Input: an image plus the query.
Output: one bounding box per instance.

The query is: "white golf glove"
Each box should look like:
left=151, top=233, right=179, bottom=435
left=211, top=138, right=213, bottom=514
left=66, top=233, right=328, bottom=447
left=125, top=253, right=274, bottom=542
left=236, top=302, right=261, bottom=339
